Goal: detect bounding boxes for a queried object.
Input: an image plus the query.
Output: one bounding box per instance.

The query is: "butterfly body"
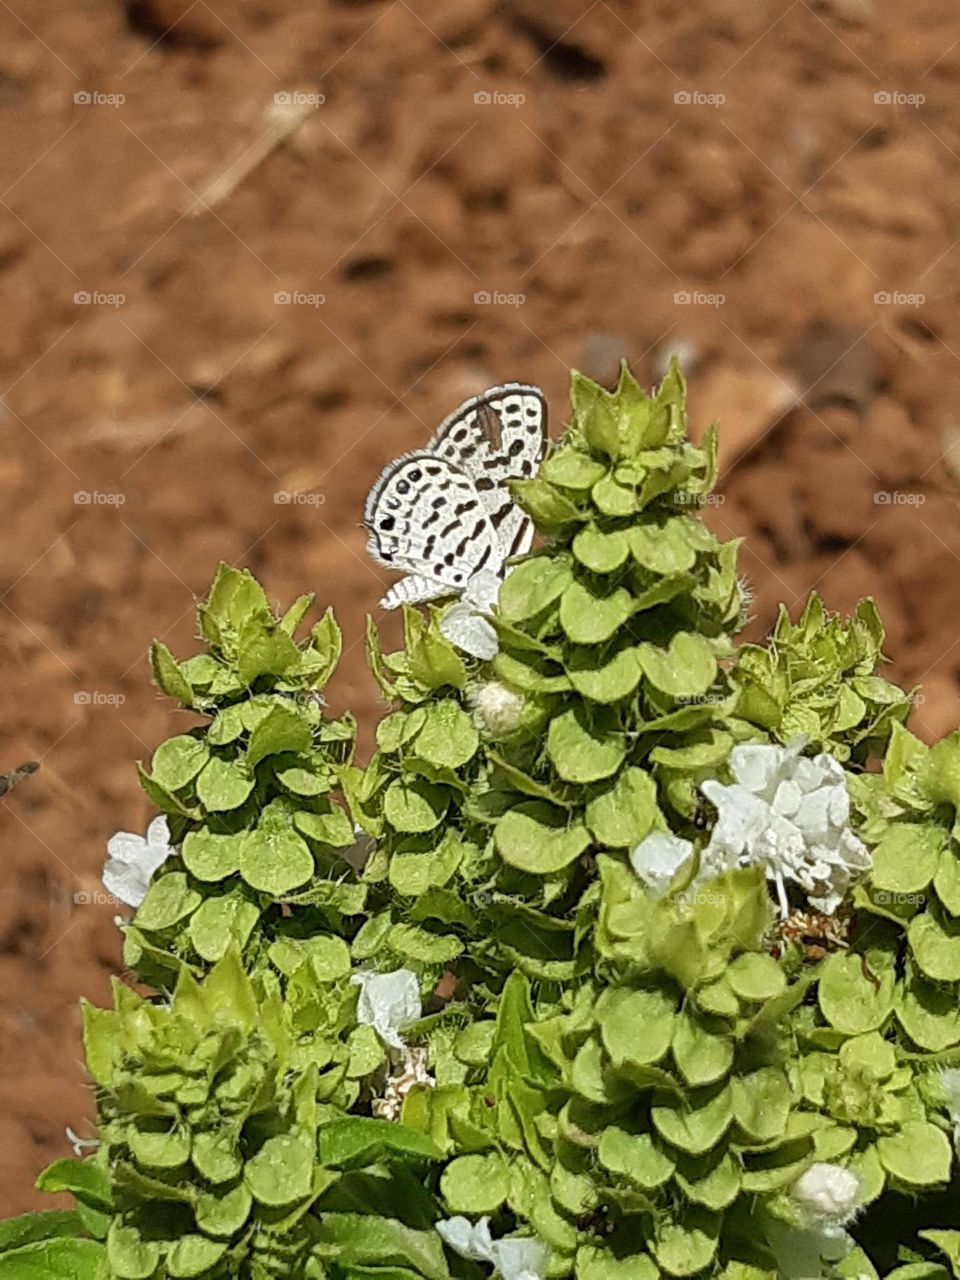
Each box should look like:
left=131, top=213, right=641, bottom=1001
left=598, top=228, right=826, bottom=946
left=364, top=384, right=547, bottom=625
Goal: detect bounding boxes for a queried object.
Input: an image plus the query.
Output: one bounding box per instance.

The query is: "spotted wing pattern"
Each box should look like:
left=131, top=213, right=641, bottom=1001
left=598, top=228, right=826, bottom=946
left=364, top=384, right=546, bottom=611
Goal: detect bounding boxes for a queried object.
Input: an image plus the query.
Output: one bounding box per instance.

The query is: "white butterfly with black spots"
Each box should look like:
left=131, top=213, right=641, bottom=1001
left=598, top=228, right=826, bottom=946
left=363, top=384, right=547, bottom=659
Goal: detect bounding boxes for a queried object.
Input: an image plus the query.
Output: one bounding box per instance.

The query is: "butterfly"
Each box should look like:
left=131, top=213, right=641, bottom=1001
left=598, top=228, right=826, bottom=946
left=364, top=384, right=547, bottom=658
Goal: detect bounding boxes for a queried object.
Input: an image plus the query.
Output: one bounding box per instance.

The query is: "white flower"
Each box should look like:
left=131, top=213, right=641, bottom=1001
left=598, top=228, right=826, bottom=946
left=437, top=1218, right=549, bottom=1280
left=437, top=1216, right=495, bottom=1263
left=767, top=1220, right=853, bottom=1280
left=440, top=570, right=501, bottom=660
left=701, top=737, right=870, bottom=915
left=791, top=1162, right=860, bottom=1226
left=489, top=1237, right=550, bottom=1280
left=470, top=679, right=526, bottom=738
left=102, top=815, right=174, bottom=908
left=629, top=831, right=694, bottom=897
left=351, top=968, right=422, bottom=1049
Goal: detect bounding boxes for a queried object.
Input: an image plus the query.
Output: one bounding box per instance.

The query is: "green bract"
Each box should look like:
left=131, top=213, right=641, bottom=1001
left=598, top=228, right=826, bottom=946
left=10, top=366, right=960, bottom=1280
left=127, top=566, right=361, bottom=987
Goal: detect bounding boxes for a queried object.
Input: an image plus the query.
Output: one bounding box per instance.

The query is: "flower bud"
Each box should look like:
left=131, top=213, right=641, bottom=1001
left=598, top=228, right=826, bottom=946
left=791, top=1162, right=860, bottom=1225
left=470, top=680, right=526, bottom=739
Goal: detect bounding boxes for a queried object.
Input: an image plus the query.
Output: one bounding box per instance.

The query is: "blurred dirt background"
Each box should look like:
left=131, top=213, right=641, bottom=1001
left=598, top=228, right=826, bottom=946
left=2, top=0, right=960, bottom=1215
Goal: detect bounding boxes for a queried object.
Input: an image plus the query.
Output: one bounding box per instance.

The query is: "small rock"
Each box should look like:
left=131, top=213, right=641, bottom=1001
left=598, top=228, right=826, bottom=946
left=787, top=322, right=881, bottom=414
left=124, top=0, right=227, bottom=45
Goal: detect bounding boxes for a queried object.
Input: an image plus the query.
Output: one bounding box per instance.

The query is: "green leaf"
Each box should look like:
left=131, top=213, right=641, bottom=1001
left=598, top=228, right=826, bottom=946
left=181, top=830, right=241, bottom=882
left=188, top=894, right=260, bottom=962
left=935, top=848, right=960, bottom=915
left=652, top=1085, right=732, bottom=1156
left=35, top=1159, right=111, bottom=1209
left=896, top=970, right=960, bottom=1050
left=128, top=1120, right=191, bottom=1169
left=572, top=526, right=630, bottom=574
left=547, top=706, right=625, bottom=783
left=671, top=1008, right=733, bottom=1086
left=636, top=633, right=717, bottom=699
left=630, top=522, right=696, bottom=576
left=675, top=1151, right=740, bottom=1211
left=150, top=641, right=194, bottom=705
left=592, top=474, right=637, bottom=517
left=560, top=581, right=634, bottom=645
left=871, top=824, right=944, bottom=894
left=920, top=1233, right=960, bottom=1280
left=876, top=1121, right=952, bottom=1186
left=500, top=557, right=573, bottom=622
left=818, top=951, right=894, bottom=1034
left=600, top=987, right=675, bottom=1068
left=195, top=755, right=255, bottom=811
left=384, top=779, right=448, bottom=833
left=194, top=1182, right=252, bottom=1238
left=512, top=476, right=584, bottom=531
left=598, top=1127, right=675, bottom=1189
left=245, top=1131, right=315, bottom=1206
left=0, top=1239, right=108, bottom=1279
left=166, top=1236, right=228, bottom=1278
left=495, top=803, right=591, bottom=874
left=0, top=1210, right=87, bottom=1252
left=246, top=704, right=312, bottom=766
left=567, top=645, right=643, bottom=704
left=576, top=1246, right=659, bottom=1280
left=294, top=808, right=354, bottom=846
left=909, top=911, right=960, bottom=982
left=150, top=735, right=209, bottom=791
left=106, top=1222, right=159, bottom=1279
left=441, top=1153, right=510, bottom=1214
left=236, top=615, right=300, bottom=685
left=586, top=768, right=658, bottom=848
left=320, top=1118, right=442, bottom=1168
left=314, top=1214, right=450, bottom=1280
left=730, top=1068, right=790, bottom=1142
left=413, top=701, right=479, bottom=770
left=310, top=606, right=343, bottom=687
left=541, top=449, right=606, bottom=490
left=134, top=872, right=201, bottom=931
left=238, top=822, right=313, bottom=895
left=726, top=953, right=786, bottom=1003
left=652, top=1207, right=720, bottom=1277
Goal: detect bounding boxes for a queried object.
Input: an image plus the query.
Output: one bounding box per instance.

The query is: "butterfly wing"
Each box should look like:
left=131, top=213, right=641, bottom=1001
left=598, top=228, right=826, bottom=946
left=364, top=452, right=504, bottom=609
left=428, top=384, right=546, bottom=560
